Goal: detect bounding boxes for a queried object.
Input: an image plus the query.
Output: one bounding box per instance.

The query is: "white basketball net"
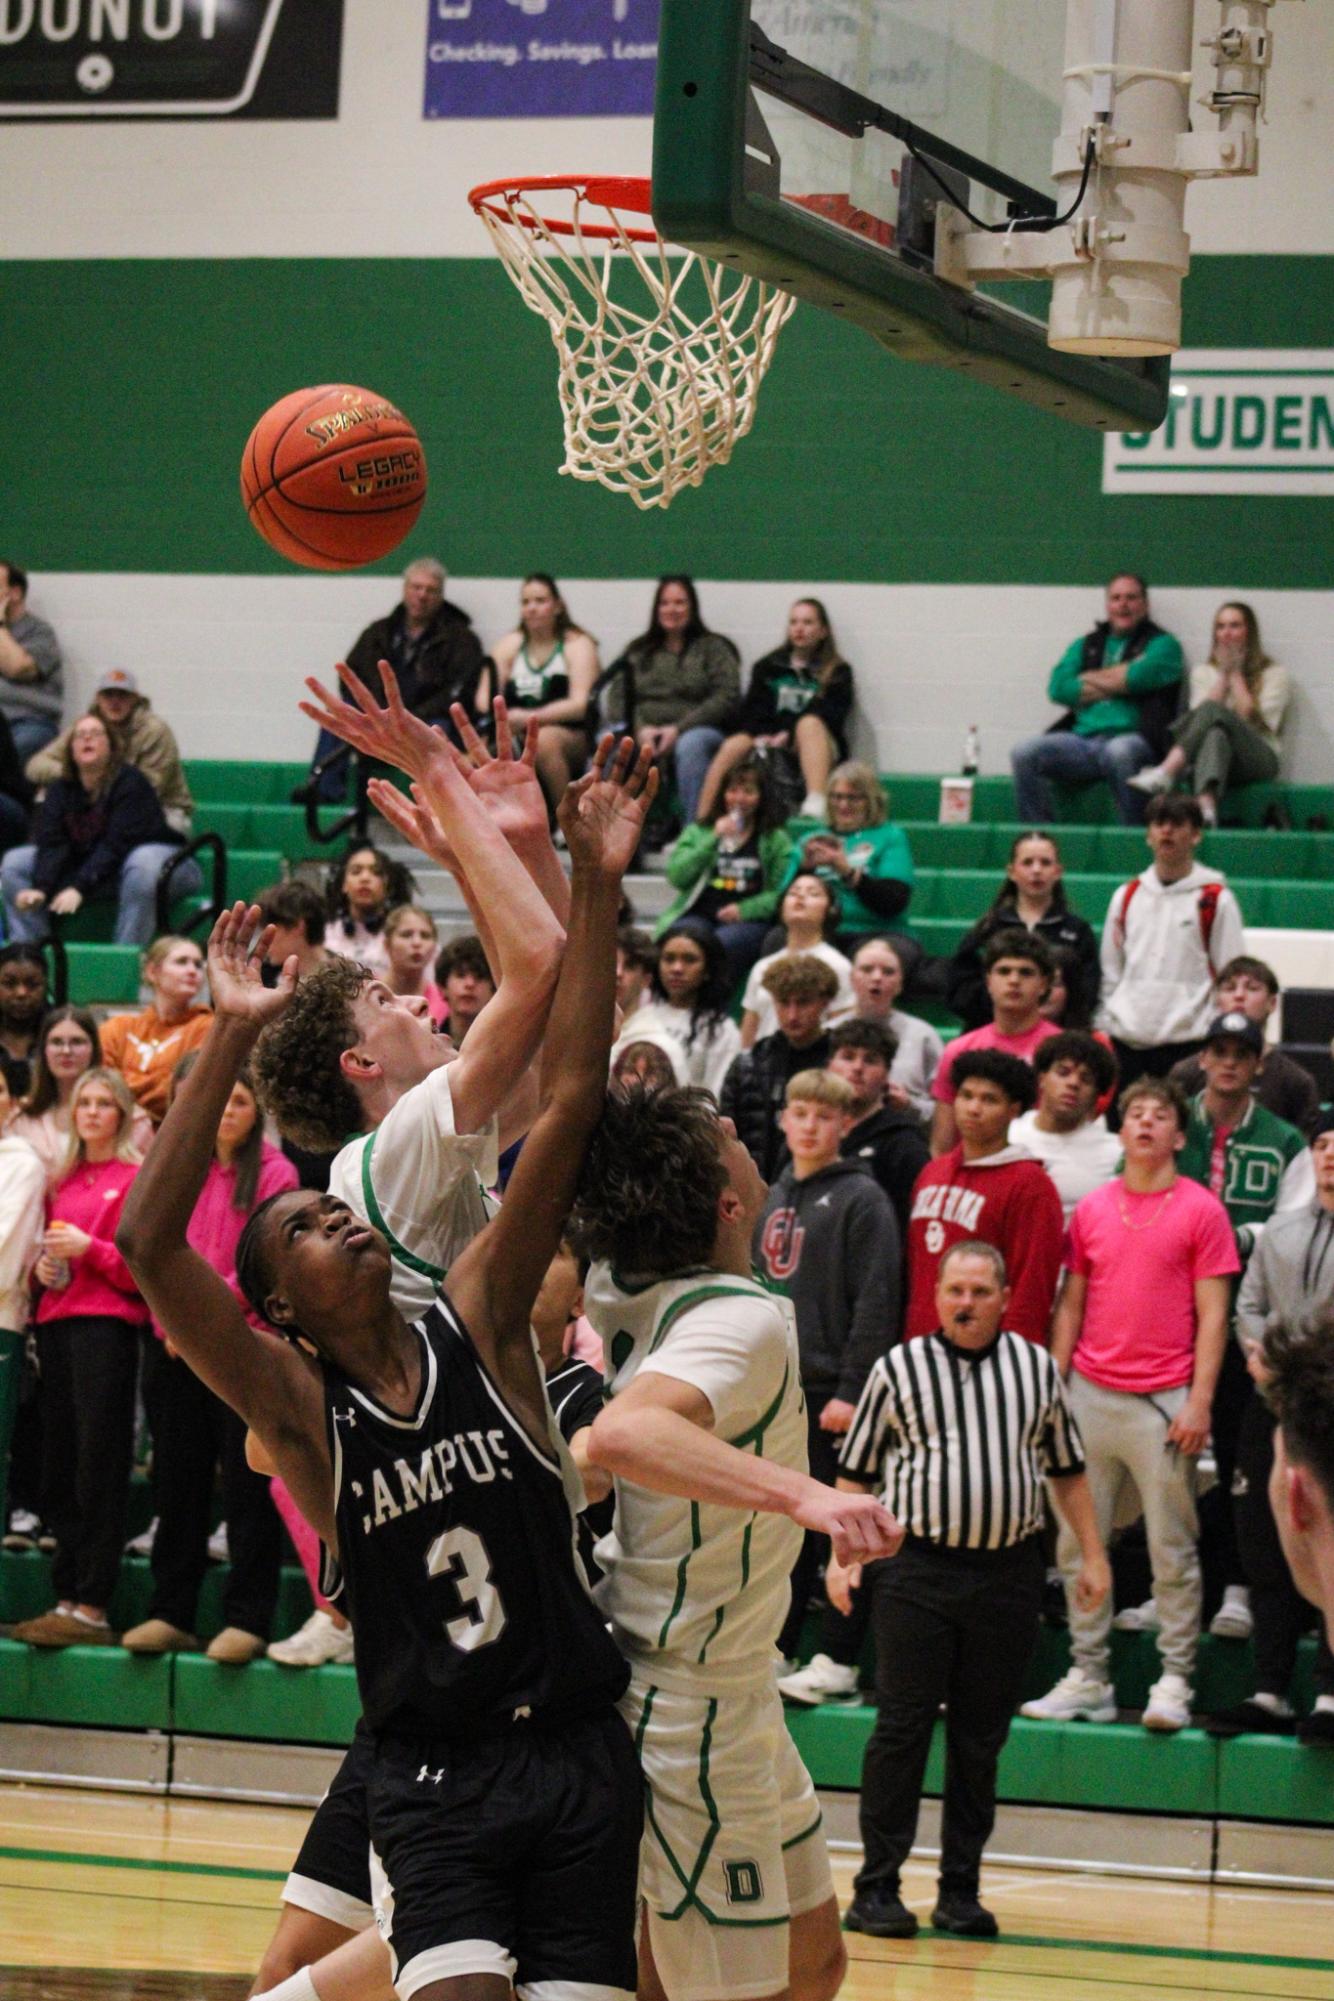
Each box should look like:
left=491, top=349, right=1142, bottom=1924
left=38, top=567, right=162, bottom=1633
left=472, top=180, right=797, bottom=511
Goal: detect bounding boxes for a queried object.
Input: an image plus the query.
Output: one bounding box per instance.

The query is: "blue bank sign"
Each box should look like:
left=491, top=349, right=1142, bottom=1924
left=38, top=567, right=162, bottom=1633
left=1104, top=350, right=1334, bottom=496
left=424, top=0, right=658, bottom=119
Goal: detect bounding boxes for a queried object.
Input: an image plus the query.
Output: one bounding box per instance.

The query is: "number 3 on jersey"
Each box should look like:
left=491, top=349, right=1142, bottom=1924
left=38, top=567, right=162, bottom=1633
left=425, top=1525, right=507, bottom=1651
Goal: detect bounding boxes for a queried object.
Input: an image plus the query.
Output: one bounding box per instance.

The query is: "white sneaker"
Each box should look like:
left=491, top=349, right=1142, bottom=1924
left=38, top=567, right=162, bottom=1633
left=776, top=1652, right=860, bottom=1706
left=1127, top=764, right=1171, bottom=795
left=1210, top=1588, right=1253, bottom=1641
left=3, top=1508, right=42, bottom=1551
left=268, top=1609, right=355, bottom=1668
left=799, top=793, right=826, bottom=820
left=1112, top=1597, right=1161, bottom=1633
left=1198, top=793, right=1219, bottom=829
left=1019, top=1669, right=1117, bottom=1723
left=124, top=1517, right=158, bottom=1558
left=1143, top=1673, right=1193, bottom=1732
left=207, top=1521, right=229, bottom=1563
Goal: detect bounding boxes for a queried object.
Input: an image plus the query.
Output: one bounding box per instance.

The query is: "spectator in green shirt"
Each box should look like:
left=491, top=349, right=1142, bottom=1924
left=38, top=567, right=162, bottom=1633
left=1011, top=575, right=1184, bottom=825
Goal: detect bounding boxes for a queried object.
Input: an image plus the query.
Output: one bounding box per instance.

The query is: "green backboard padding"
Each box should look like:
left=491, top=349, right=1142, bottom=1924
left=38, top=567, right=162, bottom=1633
left=173, top=1653, right=361, bottom=1744
left=0, top=1636, right=171, bottom=1730
left=652, top=1, right=1168, bottom=430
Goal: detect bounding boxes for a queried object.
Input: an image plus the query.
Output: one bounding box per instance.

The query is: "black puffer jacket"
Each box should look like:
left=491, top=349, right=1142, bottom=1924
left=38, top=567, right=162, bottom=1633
left=719, top=1029, right=831, bottom=1181
left=347, top=600, right=486, bottom=726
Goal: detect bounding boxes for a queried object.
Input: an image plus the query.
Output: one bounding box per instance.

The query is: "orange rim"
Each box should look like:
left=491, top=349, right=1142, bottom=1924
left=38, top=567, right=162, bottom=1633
left=467, top=174, right=659, bottom=244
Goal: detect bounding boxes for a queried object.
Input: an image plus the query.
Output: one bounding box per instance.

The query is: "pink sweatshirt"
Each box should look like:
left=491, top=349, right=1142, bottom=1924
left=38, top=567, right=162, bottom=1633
left=36, top=1157, right=147, bottom=1327
left=151, top=1140, right=299, bottom=1340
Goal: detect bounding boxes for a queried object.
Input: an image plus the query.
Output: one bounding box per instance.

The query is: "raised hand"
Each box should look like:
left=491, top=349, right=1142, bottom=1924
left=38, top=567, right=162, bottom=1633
left=300, top=659, right=462, bottom=789
left=367, top=776, right=458, bottom=875
left=448, top=699, right=550, bottom=852
left=556, top=733, right=659, bottom=880
left=207, top=902, right=298, bottom=1027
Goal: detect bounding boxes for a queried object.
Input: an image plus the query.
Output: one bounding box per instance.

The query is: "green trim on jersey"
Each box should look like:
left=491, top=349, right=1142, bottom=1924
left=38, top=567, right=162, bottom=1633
left=358, top=1132, right=448, bottom=1282
left=648, top=1696, right=788, bottom=1929
left=659, top=1503, right=703, bottom=1647
left=649, top=1280, right=776, bottom=1355
left=782, top=1813, right=825, bottom=1851
left=695, top=1361, right=790, bottom=1663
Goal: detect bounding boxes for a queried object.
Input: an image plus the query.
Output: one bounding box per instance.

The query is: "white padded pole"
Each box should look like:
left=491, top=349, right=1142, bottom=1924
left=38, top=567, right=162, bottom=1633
left=1048, top=0, right=1195, bottom=356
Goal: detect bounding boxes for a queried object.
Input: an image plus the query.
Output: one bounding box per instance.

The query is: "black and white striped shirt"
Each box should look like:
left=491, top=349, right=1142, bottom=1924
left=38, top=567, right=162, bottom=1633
left=838, top=1329, right=1085, bottom=1550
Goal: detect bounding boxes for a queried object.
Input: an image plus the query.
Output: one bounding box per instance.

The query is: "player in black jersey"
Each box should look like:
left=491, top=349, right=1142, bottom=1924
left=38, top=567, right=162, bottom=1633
left=119, top=704, right=659, bottom=2001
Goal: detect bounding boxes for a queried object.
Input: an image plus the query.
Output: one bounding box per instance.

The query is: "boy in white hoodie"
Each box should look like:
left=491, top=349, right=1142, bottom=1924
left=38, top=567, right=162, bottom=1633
left=1098, top=795, right=1245, bottom=1088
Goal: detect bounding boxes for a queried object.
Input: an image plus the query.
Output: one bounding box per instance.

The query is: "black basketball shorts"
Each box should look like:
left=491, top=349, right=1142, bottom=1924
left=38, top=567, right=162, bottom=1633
left=283, top=1718, right=375, bottom=1929
left=368, top=1707, right=643, bottom=2001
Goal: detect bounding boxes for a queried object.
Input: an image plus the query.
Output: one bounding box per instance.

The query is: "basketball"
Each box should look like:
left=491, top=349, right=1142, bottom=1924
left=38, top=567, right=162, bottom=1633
left=240, top=384, right=428, bottom=571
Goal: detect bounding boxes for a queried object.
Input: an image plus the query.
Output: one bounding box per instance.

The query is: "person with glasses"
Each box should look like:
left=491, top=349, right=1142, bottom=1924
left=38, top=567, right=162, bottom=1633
left=782, top=763, right=916, bottom=969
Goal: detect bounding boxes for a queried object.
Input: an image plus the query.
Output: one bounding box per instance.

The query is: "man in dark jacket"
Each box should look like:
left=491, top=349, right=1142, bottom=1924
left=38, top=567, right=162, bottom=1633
left=719, top=954, right=836, bottom=1178
left=827, top=1018, right=931, bottom=1244
left=1010, top=574, right=1184, bottom=825
left=755, top=1068, right=900, bottom=1672
left=296, top=558, right=485, bottom=801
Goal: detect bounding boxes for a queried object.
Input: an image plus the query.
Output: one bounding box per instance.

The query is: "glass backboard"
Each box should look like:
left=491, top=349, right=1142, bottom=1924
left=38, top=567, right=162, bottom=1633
left=652, top=0, right=1170, bottom=431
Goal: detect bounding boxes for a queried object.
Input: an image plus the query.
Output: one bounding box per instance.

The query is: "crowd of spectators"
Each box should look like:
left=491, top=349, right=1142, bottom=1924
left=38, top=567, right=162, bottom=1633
left=0, top=552, right=1329, bottom=1932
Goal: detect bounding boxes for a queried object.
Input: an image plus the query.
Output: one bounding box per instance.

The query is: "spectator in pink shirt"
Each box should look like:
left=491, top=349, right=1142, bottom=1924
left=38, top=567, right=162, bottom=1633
left=931, top=930, right=1062, bottom=1155
left=120, top=1052, right=299, bottom=1667
left=1022, top=1075, right=1239, bottom=1734
left=384, top=904, right=447, bottom=1028
left=11, top=1069, right=146, bottom=1648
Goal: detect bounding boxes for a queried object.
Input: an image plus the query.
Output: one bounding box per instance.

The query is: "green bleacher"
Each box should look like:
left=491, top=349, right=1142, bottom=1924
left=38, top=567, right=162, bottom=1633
left=44, top=761, right=1334, bottom=1010
left=3, top=1545, right=1330, bottom=1827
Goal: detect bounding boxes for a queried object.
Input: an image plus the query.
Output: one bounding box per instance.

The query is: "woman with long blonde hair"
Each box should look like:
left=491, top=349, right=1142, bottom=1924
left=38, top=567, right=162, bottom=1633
left=10, top=1069, right=147, bottom=1648
left=1130, top=601, right=1290, bottom=825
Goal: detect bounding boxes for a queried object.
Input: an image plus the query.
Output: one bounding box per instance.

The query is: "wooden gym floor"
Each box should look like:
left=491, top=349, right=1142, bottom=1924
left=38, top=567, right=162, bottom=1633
left=1, top=1784, right=1331, bottom=2000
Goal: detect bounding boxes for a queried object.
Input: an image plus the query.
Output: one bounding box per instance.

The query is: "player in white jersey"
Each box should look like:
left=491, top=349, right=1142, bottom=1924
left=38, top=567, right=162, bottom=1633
left=574, top=1086, right=905, bottom=2001
left=254, top=682, right=571, bottom=1325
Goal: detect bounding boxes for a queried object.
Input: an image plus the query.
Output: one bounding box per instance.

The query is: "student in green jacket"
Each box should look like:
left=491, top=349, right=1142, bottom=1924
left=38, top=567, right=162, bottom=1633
left=1178, top=1009, right=1313, bottom=1644
left=782, top=761, right=917, bottom=968
left=656, top=753, right=793, bottom=984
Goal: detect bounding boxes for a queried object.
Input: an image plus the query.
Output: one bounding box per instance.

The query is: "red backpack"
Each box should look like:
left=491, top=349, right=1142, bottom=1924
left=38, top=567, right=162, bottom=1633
left=1115, top=876, right=1224, bottom=978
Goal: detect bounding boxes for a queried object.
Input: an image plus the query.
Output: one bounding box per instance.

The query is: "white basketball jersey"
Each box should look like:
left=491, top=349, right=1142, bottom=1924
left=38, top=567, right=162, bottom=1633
left=584, top=1263, right=807, bottom=1690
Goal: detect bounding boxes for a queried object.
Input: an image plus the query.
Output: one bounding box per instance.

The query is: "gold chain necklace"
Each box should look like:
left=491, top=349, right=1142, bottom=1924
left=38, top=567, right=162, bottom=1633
left=1117, top=1185, right=1176, bottom=1231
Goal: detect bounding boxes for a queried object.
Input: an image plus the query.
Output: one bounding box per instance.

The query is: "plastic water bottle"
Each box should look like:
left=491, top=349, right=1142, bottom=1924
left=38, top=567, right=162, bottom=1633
left=962, top=725, right=980, bottom=776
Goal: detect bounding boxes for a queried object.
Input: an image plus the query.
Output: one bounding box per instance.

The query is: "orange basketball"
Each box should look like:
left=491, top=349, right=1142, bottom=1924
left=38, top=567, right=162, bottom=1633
left=240, top=384, right=428, bottom=571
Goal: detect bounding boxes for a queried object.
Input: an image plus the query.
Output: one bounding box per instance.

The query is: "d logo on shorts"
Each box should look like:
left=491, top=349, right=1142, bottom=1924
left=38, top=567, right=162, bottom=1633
left=724, top=1860, right=764, bottom=1905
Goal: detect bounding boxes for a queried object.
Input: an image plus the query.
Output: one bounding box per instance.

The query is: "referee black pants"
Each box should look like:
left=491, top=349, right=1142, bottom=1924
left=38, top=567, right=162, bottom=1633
left=856, top=1533, right=1044, bottom=1899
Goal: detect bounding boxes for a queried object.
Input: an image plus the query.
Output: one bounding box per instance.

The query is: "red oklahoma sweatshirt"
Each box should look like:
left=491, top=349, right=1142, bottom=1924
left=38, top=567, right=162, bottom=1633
left=904, top=1143, right=1064, bottom=1345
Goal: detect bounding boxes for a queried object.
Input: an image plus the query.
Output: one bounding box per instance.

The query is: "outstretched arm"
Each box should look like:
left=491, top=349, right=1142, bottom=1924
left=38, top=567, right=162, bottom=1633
left=117, top=906, right=335, bottom=1544
left=447, top=737, right=657, bottom=1430
left=588, top=1374, right=905, bottom=1568
left=302, top=664, right=565, bottom=1138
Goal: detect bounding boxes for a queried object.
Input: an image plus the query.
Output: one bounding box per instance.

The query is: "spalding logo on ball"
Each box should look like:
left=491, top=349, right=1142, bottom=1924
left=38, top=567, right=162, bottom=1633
left=240, top=385, right=428, bottom=571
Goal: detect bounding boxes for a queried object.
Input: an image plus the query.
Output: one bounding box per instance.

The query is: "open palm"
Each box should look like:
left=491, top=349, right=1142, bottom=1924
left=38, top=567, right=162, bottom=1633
left=208, top=903, right=297, bottom=1026
left=557, top=735, right=658, bottom=877
left=448, top=700, right=550, bottom=849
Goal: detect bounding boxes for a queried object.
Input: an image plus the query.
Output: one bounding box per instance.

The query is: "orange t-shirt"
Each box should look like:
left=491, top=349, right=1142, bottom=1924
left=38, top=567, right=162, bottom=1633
left=98, top=1004, right=214, bottom=1124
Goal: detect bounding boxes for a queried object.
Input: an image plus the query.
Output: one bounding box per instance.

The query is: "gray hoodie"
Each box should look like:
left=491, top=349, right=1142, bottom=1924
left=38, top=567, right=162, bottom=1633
left=1234, top=1199, right=1334, bottom=1352
left=754, top=1156, right=900, bottom=1403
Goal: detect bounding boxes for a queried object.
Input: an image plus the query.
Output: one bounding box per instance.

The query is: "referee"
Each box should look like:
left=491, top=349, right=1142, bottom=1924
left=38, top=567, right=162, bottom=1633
left=833, top=1240, right=1109, bottom=1941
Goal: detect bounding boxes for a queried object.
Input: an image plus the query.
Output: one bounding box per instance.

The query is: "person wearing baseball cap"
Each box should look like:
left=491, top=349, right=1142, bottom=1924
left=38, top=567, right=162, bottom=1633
left=25, top=668, right=193, bottom=835
left=1178, top=1010, right=1314, bottom=1647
